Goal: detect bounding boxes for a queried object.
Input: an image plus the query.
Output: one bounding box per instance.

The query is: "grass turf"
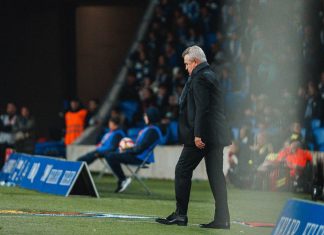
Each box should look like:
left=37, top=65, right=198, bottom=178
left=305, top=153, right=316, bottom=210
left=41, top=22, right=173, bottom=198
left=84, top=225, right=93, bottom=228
left=0, top=175, right=314, bottom=235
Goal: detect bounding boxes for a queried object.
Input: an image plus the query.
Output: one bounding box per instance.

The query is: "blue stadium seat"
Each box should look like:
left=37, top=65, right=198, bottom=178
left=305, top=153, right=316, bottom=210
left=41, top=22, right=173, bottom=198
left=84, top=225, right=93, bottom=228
left=160, top=127, right=169, bottom=145
left=301, top=128, right=306, bottom=139
left=224, top=92, right=247, bottom=121
left=119, top=100, right=139, bottom=123
left=167, top=121, right=179, bottom=144
left=127, top=127, right=142, bottom=142
left=308, top=143, right=315, bottom=151
left=313, top=128, right=324, bottom=147
left=319, top=144, right=324, bottom=151
left=205, top=33, right=217, bottom=48
left=311, top=119, right=321, bottom=130
left=231, top=127, right=239, bottom=140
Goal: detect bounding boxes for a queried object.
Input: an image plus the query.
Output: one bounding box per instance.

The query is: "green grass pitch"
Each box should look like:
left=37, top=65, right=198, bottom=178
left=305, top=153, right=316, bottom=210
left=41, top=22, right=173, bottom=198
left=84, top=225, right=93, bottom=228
left=0, top=175, right=315, bottom=235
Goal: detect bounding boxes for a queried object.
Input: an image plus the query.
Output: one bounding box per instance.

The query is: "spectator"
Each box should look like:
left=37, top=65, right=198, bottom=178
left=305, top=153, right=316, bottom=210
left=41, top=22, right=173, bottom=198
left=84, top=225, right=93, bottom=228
left=119, top=71, right=140, bottom=102
left=220, top=67, right=232, bottom=92
left=133, top=51, right=151, bottom=81
left=153, top=67, right=172, bottom=91
left=85, top=98, right=99, bottom=127
left=223, top=142, right=238, bottom=181
left=295, top=85, right=307, bottom=123
left=64, top=98, right=87, bottom=145
left=119, top=0, right=323, bottom=154
left=285, top=121, right=305, bottom=149
left=304, top=81, right=323, bottom=147
left=257, top=140, right=313, bottom=192
left=318, top=71, right=324, bottom=101
left=77, top=116, right=125, bottom=165
left=231, top=125, right=254, bottom=188
left=184, top=27, right=204, bottom=47
left=155, top=85, right=170, bottom=118
left=164, top=94, right=179, bottom=122
left=164, top=43, right=180, bottom=68
left=197, top=5, right=216, bottom=34
left=225, top=31, right=242, bottom=62
left=250, top=129, right=273, bottom=169
left=138, top=87, right=156, bottom=115
left=109, top=106, right=127, bottom=129
left=276, top=140, right=312, bottom=177
left=180, top=0, right=200, bottom=22
left=171, top=69, right=186, bottom=93
left=0, top=102, right=19, bottom=168
left=105, top=107, right=165, bottom=193
left=15, top=106, right=36, bottom=154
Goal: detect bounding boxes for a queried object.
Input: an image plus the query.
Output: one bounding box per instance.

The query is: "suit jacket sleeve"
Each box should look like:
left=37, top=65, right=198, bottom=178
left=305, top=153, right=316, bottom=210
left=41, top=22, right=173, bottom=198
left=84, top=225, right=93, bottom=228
left=193, top=76, right=210, bottom=139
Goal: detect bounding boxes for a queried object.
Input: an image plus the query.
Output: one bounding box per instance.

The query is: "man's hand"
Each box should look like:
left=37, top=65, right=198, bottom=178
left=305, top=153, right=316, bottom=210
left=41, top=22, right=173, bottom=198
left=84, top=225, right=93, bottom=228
left=194, top=137, right=205, bottom=149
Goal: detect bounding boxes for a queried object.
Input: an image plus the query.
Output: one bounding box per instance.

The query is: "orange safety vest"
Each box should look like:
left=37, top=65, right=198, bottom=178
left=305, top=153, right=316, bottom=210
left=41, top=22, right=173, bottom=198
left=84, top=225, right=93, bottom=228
left=64, top=109, right=87, bottom=145
left=277, top=148, right=312, bottom=176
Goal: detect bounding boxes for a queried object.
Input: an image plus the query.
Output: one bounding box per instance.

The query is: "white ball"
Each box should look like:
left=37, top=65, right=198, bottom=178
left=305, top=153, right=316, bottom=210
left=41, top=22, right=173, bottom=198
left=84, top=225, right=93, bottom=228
left=119, top=137, right=135, bottom=152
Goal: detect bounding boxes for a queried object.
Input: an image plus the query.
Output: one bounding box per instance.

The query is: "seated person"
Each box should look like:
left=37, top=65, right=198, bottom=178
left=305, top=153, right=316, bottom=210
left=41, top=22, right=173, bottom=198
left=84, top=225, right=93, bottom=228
left=288, top=121, right=304, bottom=146
left=276, top=140, right=312, bottom=178
left=77, top=116, right=125, bottom=164
left=250, top=130, right=273, bottom=168
left=105, top=107, right=164, bottom=193
left=223, top=142, right=238, bottom=182
left=257, top=139, right=312, bottom=191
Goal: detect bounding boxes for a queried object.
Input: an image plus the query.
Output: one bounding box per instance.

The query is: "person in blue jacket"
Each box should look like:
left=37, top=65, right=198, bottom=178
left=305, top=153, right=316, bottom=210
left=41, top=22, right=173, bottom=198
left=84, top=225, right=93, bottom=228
left=77, top=116, right=125, bottom=164
left=105, top=107, right=164, bottom=193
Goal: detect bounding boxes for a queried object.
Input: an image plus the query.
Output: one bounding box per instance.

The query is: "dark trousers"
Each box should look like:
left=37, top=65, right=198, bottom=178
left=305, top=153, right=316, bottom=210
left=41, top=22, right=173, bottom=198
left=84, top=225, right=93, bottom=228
left=77, top=150, right=103, bottom=165
left=105, top=152, right=142, bottom=182
left=175, top=145, right=230, bottom=223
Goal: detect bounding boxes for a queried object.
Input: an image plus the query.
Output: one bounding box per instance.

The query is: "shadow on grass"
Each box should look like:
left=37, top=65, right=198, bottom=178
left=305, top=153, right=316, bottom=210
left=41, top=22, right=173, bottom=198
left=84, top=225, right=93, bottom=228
left=94, top=174, right=214, bottom=203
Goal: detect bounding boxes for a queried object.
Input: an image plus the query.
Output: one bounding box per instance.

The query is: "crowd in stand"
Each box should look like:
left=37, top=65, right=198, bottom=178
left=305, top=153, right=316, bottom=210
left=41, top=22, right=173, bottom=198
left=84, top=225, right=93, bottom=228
left=0, top=102, right=35, bottom=168
left=116, top=0, right=324, bottom=191
left=0, top=98, right=101, bottom=165
left=119, top=0, right=323, bottom=142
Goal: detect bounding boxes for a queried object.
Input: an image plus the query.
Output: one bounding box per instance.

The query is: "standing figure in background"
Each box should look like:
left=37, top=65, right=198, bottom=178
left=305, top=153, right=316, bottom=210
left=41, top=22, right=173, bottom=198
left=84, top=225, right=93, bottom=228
left=64, top=98, right=87, bottom=145
left=0, top=102, right=19, bottom=168
left=232, top=125, right=254, bottom=188
left=85, top=98, right=100, bottom=127
left=304, top=82, right=323, bottom=149
left=15, top=106, right=36, bottom=154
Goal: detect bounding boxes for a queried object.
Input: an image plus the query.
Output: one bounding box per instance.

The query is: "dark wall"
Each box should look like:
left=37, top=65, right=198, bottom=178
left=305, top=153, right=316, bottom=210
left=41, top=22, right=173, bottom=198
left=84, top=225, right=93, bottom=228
left=0, top=0, right=147, bottom=139
left=0, top=1, right=75, bottom=138
left=76, top=4, right=147, bottom=102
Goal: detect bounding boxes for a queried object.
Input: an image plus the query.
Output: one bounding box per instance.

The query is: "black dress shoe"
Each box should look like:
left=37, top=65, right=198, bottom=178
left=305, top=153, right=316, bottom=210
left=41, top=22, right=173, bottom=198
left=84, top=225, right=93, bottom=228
left=155, top=212, right=188, bottom=226
left=199, top=221, right=230, bottom=229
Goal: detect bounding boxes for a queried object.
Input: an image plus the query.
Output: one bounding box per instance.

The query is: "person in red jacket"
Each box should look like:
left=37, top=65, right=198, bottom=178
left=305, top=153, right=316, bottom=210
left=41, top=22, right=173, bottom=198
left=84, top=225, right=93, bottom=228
left=276, top=140, right=312, bottom=177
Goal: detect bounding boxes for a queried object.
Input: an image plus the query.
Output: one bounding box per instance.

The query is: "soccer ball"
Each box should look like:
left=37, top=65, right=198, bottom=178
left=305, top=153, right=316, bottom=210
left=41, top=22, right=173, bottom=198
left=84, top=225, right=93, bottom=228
left=118, top=137, right=135, bottom=152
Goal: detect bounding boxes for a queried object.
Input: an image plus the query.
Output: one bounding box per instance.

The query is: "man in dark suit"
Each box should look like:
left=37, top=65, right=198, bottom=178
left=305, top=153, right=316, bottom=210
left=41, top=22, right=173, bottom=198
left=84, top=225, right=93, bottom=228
left=156, top=45, right=231, bottom=229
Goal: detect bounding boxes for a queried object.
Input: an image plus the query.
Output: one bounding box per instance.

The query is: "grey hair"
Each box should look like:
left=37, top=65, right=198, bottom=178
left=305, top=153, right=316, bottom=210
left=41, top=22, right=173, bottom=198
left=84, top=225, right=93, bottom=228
left=182, top=45, right=207, bottom=63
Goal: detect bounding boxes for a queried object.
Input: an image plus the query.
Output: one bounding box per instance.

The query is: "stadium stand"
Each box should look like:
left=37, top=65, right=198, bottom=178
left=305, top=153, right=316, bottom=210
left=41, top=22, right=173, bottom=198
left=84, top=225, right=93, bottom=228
left=2, top=0, right=324, bottom=195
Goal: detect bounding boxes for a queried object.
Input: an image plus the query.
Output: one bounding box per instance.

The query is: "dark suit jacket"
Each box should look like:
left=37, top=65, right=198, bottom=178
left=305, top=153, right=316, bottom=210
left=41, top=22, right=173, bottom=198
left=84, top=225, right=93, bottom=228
left=178, top=62, right=231, bottom=147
